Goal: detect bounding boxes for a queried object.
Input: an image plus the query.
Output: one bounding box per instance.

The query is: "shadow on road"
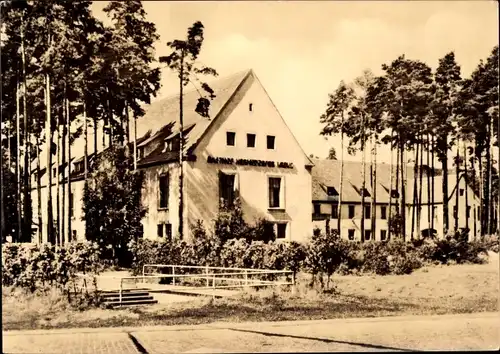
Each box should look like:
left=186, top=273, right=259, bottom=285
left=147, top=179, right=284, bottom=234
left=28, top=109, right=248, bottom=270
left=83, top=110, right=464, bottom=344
left=224, top=327, right=420, bottom=352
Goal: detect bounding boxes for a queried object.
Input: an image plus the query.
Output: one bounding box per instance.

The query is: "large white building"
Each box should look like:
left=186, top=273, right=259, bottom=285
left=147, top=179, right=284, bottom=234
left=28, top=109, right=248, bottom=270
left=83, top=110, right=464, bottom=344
left=311, top=159, right=482, bottom=241
left=31, top=70, right=314, bottom=243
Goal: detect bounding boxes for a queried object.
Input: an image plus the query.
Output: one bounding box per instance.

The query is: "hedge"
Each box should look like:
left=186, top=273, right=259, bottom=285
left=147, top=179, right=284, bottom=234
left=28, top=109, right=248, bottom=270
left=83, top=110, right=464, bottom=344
left=2, top=241, right=103, bottom=306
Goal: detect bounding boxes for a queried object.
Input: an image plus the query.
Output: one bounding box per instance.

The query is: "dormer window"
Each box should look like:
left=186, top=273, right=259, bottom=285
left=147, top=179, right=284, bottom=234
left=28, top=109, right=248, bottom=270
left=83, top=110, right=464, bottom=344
left=327, top=187, right=338, bottom=196
left=359, top=188, right=370, bottom=197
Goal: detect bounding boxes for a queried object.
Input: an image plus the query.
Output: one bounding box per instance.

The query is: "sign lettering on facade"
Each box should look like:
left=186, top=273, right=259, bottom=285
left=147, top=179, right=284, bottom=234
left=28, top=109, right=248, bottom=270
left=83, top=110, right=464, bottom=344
left=207, top=156, right=293, bottom=169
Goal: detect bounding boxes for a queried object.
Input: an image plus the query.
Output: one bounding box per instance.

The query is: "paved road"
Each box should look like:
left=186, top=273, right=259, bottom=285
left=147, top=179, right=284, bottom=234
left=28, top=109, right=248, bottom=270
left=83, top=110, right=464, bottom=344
left=3, top=312, right=499, bottom=353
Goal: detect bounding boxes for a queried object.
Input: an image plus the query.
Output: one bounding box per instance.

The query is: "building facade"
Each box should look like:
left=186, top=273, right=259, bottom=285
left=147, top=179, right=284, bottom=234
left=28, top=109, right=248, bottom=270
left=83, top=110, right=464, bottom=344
left=311, top=159, right=481, bottom=241
left=31, top=70, right=314, bottom=243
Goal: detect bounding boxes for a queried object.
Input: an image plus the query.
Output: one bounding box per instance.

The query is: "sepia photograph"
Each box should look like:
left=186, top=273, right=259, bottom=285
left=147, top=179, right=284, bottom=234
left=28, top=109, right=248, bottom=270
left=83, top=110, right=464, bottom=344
left=1, top=0, right=499, bottom=352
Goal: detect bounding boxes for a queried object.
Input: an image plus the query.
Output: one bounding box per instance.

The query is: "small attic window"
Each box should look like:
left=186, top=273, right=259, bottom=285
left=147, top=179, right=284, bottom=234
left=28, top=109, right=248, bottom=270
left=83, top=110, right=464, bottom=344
left=327, top=187, right=338, bottom=196
left=249, top=103, right=253, bottom=112
left=359, top=188, right=370, bottom=197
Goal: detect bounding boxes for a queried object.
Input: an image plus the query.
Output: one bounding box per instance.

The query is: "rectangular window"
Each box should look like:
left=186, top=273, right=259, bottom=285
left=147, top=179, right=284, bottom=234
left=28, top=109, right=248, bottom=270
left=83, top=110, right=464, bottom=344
left=165, top=223, right=172, bottom=241
left=348, top=229, right=355, bottom=241
left=365, top=205, right=371, bottom=219
left=460, top=188, right=464, bottom=196
left=267, top=135, right=275, bottom=149
left=219, top=172, right=236, bottom=207
left=72, top=230, right=77, bottom=240
left=381, top=206, right=387, bottom=220
left=331, top=204, right=338, bottom=219
left=314, top=203, right=320, bottom=215
left=466, top=206, right=471, bottom=218
left=226, top=131, right=235, bottom=146
left=159, top=174, right=169, bottom=209
left=364, top=230, right=372, bottom=241
left=277, top=223, right=287, bottom=239
left=348, top=205, right=355, bottom=218
left=453, top=205, right=458, bottom=219
left=380, top=230, right=387, bottom=241
left=246, top=133, right=256, bottom=148
left=268, top=177, right=282, bottom=208
left=138, top=147, right=145, bottom=158
left=157, top=224, right=163, bottom=237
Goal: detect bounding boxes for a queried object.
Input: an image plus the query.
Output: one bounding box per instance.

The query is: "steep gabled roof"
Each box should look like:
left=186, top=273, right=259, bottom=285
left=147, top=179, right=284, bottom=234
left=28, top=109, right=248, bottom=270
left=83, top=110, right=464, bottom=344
left=137, top=69, right=252, bottom=162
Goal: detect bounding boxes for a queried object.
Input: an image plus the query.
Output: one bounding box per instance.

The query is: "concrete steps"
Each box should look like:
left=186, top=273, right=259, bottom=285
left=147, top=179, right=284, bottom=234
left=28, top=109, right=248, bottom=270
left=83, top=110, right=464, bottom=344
left=100, top=289, right=158, bottom=308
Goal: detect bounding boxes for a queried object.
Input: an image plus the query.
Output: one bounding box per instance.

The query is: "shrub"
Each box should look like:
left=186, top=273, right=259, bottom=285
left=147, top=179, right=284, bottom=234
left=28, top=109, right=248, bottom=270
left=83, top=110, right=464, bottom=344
left=128, top=238, right=172, bottom=275
left=190, top=220, right=222, bottom=267
left=282, top=241, right=306, bottom=282
left=1, top=241, right=102, bottom=305
left=304, top=230, right=350, bottom=289
left=220, top=238, right=249, bottom=268
left=214, top=197, right=249, bottom=244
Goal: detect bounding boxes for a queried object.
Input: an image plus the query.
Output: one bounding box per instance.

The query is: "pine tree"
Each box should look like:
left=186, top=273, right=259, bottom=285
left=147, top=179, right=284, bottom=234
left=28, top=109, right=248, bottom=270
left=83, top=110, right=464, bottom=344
left=320, top=81, right=355, bottom=236
left=160, top=21, right=218, bottom=240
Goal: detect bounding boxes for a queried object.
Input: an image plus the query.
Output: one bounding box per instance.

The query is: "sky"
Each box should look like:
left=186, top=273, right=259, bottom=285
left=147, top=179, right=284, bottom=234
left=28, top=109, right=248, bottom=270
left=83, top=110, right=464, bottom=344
left=92, top=0, right=499, bottom=164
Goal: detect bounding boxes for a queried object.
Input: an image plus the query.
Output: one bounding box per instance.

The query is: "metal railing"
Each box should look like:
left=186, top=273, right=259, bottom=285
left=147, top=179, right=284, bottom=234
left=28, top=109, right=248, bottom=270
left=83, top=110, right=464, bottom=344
left=80, top=265, right=294, bottom=306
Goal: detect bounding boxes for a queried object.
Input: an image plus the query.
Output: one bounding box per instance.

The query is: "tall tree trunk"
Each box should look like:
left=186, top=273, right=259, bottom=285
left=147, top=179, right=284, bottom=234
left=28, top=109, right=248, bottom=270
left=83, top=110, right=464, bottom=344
left=36, top=136, right=42, bottom=244
left=426, top=133, right=431, bottom=235
left=133, top=114, right=137, bottom=171
left=102, top=113, right=106, bottom=149
left=371, top=137, right=377, bottom=240
left=455, top=143, right=460, bottom=234
left=61, top=101, right=66, bottom=246
left=93, top=117, right=98, bottom=160
left=486, top=122, right=492, bottom=236
left=106, top=87, right=112, bottom=147
left=497, top=111, right=500, bottom=236
left=178, top=51, right=185, bottom=240
left=418, top=137, right=424, bottom=239
left=21, top=18, right=31, bottom=242
left=441, top=138, right=449, bottom=238
left=56, top=115, right=61, bottom=246
left=84, top=102, right=88, bottom=181
left=45, top=74, right=54, bottom=244
left=124, top=101, right=130, bottom=159
left=66, top=95, right=71, bottom=243
left=411, top=143, right=419, bottom=240
left=16, top=77, right=22, bottom=243
left=0, top=149, right=4, bottom=242
left=360, top=114, right=366, bottom=242
left=337, top=113, right=344, bottom=235
left=463, top=142, right=469, bottom=233
left=478, top=146, right=484, bottom=237
left=470, top=145, right=477, bottom=240
left=400, top=138, right=406, bottom=241
left=388, top=132, right=394, bottom=240
left=431, top=134, right=436, bottom=234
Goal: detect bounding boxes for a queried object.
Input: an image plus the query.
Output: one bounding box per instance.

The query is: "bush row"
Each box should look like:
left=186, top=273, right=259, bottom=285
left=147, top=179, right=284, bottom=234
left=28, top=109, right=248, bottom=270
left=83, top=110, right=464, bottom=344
left=2, top=241, right=103, bottom=303
left=129, top=224, right=493, bottom=290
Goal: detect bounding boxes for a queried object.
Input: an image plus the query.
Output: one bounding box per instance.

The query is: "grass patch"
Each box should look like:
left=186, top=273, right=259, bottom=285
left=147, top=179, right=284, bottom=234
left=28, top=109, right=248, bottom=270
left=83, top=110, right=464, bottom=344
left=3, top=254, right=498, bottom=331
